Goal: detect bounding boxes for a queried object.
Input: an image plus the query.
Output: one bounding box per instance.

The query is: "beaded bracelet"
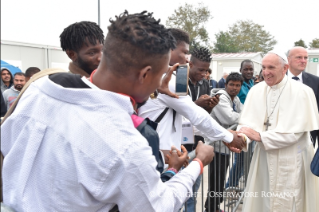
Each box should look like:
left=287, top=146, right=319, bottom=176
left=193, top=158, right=204, bottom=175
left=167, top=168, right=178, bottom=174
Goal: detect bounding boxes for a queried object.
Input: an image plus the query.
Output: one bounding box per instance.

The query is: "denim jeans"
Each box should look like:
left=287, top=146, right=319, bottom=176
left=225, top=151, right=244, bottom=188
left=184, top=174, right=202, bottom=212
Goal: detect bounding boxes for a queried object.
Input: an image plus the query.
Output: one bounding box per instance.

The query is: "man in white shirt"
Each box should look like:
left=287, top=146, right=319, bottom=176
left=1, top=11, right=217, bottom=211
left=239, top=51, right=319, bottom=211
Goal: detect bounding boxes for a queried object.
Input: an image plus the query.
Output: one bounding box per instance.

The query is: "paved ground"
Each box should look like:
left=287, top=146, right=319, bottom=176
left=193, top=166, right=243, bottom=212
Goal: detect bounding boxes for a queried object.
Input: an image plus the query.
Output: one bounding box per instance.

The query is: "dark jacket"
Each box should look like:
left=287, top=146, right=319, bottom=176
left=302, top=71, right=319, bottom=144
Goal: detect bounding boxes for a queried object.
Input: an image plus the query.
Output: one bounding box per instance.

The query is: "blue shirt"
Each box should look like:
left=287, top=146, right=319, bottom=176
left=237, top=79, right=254, bottom=104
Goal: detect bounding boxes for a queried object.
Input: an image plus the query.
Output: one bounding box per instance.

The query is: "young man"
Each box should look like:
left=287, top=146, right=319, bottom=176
left=169, top=28, right=190, bottom=65
left=1, top=11, right=216, bottom=211
left=60, top=21, right=104, bottom=77
left=25, top=67, right=41, bottom=82
left=205, top=72, right=244, bottom=212
left=225, top=59, right=255, bottom=190
left=237, top=59, right=254, bottom=104
left=1, top=68, right=13, bottom=93
left=138, top=32, right=245, bottom=211
left=2, top=72, right=26, bottom=110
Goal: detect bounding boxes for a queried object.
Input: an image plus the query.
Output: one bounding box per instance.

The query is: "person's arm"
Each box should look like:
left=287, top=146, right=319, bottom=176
left=2, top=90, right=8, bottom=110
left=158, top=92, right=233, bottom=143
left=96, top=138, right=210, bottom=212
left=213, top=95, right=240, bottom=126
left=238, top=126, right=304, bottom=150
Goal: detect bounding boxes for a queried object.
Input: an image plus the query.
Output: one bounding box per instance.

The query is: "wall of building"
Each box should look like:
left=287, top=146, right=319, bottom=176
left=306, top=51, right=319, bottom=76
left=210, top=60, right=262, bottom=81
left=1, top=40, right=70, bottom=72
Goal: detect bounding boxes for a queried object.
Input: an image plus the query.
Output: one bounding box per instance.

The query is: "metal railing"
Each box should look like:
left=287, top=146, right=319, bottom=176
left=182, top=124, right=255, bottom=212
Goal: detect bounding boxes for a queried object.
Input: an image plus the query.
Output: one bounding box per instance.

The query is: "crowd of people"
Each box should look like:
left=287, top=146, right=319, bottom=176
left=1, top=10, right=319, bottom=212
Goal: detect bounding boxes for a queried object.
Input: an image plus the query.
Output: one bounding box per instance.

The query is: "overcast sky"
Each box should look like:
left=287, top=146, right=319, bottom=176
left=1, top=0, right=319, bottom=53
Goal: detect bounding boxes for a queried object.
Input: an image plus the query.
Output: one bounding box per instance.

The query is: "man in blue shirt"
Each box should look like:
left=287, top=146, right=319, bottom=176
left=237, top=60, right=255, bottom=104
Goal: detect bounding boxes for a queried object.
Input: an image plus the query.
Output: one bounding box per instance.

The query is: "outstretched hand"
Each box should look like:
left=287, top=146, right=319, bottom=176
left=157, top=63, right=179, bottom=99
left=239, top=127, right=261, bottom=142
left=224, top=130, right=246, bottom=153
left=167, top=145, right=188, bottom=172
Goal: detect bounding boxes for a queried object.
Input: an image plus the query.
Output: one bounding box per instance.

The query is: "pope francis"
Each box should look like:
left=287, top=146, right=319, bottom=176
left=238, top=51, right=319, bottom=212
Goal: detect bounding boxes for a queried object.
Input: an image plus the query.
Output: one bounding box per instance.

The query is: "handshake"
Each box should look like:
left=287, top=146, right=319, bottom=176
left=223, top=130, right=247, bottom=153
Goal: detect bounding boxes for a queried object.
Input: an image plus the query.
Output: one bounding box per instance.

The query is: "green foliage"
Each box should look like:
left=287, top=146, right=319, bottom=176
left=294, top=39, right=308, bottom=48
left=166, top=3, right=212, bottom=51
left=213, top=20, right=277, bottom=53
left=309, top=38, right=319, bottom=48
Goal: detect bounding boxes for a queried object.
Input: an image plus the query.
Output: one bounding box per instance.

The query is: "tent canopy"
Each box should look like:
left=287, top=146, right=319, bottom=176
left=1, top=60, right=22, bottom=75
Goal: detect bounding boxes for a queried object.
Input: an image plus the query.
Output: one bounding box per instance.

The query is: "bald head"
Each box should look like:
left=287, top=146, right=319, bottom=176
left=287, top=46, right=308, bottom=76
left=262, top=53, right=288, bottom=87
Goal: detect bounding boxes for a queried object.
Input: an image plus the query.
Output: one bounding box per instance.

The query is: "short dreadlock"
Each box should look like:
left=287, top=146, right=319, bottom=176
left=60, top=21, right=104, bottom=52
left=103, top=10, right=176, bottom=74
left=190, top=47, right=212, bottom=63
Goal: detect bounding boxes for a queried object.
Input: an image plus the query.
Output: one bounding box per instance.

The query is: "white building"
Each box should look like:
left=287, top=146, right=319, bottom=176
left=210, top=52, right=263, bottom=81
left=1, top=40, right=70, bottom=72
left=307, top=49, right=319, bottom=76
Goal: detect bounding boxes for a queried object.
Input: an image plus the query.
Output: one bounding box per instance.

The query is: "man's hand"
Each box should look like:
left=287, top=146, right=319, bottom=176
left=224, top=130, right=246, bottom=152
left=167, top=146, right=188, bottom=172
left=194, top=94, right=217, bottom=110
left=195, top=141, right=215, bottom=167
left=157, top=63, right=179, bottom=99
left=239, top=127, right=261, bottom=142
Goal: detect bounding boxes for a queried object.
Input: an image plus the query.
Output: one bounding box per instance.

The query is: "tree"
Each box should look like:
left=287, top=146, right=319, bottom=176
left=294, top=39, right=308, bottom=48
left=166, top=3, right=212, bottom=51
left=213, top=20, right=277, bottom=53
left=309, top=38, right=319, bottom=48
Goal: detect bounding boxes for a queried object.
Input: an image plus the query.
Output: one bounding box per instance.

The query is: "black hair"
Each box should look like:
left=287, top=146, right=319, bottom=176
left=226, top=72, right=244, bottom=85
left=168, top=28, right=190, bottom=45
left=104, top=10, right=176, bottom=74
left=207, top=68, right=212, bottom=74
left=190, top=47, right=212, bottom=63
left=60, top=21, right=104, bottom=52
left=240, top=59, right=253, bottom=70
left=259, top=69, right=264, bottom=80
left=25, top=67, right=40, bottom=77
left=14, top=72, right=26, bottom=77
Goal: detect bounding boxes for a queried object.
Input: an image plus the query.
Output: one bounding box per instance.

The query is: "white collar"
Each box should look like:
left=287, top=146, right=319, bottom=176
left=270, top=75, right=288, bottom=90
left=81, top=76, right=100, bottom=90
left=287, top=69, right=303, bottom=83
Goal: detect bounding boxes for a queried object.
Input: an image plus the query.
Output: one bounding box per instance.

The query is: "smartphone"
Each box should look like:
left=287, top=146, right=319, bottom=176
left=211, top=93, right=223, bottom=97
left=175, top=64, right=189, bottom=96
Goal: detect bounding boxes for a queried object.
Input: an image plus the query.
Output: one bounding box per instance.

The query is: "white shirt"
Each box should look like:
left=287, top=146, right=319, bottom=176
left=287, top=69, right=303, bottom=83
left=138, top=74, right=233, bottom=151
left=1, top=76, right=201, bottom=212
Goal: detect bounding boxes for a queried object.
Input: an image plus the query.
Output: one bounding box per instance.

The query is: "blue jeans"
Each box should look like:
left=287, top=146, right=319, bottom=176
left=184, top=174, right=201, bottom=212
left=225, top=152, right=244, bottom=188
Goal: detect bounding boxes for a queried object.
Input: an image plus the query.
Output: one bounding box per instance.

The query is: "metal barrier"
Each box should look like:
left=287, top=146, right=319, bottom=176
left=182, top=124, right=255, bottom=212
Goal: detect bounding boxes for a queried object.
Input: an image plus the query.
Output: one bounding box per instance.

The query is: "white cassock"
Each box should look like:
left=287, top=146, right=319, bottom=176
left=239, top=75, right=319, bottom=212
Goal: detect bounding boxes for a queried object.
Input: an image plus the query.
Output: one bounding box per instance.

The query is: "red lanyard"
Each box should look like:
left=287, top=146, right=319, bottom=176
left=89, top=69, right=136, bottom=107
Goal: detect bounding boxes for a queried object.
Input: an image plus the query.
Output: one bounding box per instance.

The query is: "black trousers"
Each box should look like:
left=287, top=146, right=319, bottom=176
left=205, top=152, right=230, bottom=212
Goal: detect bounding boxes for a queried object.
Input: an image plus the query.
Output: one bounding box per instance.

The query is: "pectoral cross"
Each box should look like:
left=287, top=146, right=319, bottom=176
left=264, top=117, right=271, bottom=130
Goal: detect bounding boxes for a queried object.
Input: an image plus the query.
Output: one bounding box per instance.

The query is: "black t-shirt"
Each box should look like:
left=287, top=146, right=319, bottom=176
left=188, top=79, right=211, bottom=101
left=49, top=73, right=90, bottom=89
left=186, top=79, right=211, bottom=151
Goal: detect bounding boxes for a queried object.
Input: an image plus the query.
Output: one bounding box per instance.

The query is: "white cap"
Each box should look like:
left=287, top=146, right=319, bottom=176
left=267, top=50, right=288, bottom=64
